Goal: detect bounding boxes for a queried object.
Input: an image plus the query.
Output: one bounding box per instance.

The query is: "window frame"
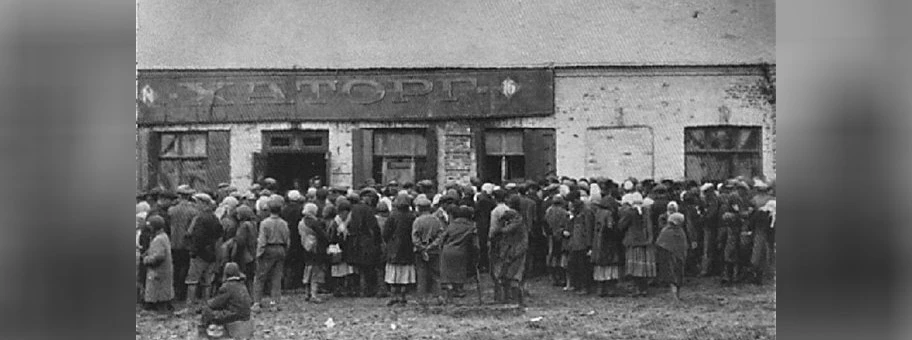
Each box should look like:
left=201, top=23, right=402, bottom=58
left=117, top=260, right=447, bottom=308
left=158, top=132, right=209, bottom=160
left=684, top=125, right=762, bottom=181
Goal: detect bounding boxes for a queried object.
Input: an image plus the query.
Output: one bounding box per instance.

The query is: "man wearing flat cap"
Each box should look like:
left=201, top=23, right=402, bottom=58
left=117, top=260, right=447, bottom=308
left=180, top=193, right=224, bottom=313
left=168, top=185, right=200, bottom=301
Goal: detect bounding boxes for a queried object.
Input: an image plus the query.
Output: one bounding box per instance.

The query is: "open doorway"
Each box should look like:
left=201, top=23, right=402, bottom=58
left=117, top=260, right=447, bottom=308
left=265, top=152, right=327, bottom=193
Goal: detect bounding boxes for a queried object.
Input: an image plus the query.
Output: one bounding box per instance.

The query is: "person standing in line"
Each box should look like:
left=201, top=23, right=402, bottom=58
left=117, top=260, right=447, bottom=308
left=181, top=193, right=223, bottom=313
left=232, top=205, right=258, bottom=295
left=374, top=201, right=391, bottom=298
left=167, top=185, right=199, bottom=302
left=142, top=215, right=175, bottom=314
left=280, top=190, right=306, bottom=293
left=382, top=193, right=418, bottom=306
left=251, top=195, right=290, bottom=310
left=435, top=205, right=479, bottom=304
left=566, top=190, right=594, bottom=295
left=487, top=189, right=510, bottom=301
left=345, top=194, right=385, bottom=298
left=299, top=203, right=329, bottom=303
left=326, top=200, right=354, bottom=297
left=589, top=194, right=624, bottom=297
left=620, top=193, right=655, bottom=297
left=699, top=183, right=721, bottom=277
left=411, top=195, right=445, bottom=306
left=544, top=195, right=570, bottom=288
left=656, top=212, right=688, bottom=299
left=490, top=197, right=528, bottom=306
left=474, top=183, right=496, bottom=273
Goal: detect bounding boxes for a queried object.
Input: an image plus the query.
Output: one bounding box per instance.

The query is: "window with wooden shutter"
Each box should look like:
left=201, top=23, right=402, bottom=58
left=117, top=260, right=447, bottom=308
left=156, top=132, right=211, bottom=191
left=684, top=126, right=762, bottom=182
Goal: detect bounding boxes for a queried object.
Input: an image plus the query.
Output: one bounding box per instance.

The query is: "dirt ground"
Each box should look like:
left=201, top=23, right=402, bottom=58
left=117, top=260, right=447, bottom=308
left=136, top=275, right=775, bottom=340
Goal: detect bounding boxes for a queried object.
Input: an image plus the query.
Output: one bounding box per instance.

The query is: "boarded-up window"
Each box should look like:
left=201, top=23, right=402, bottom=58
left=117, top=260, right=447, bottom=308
left=585, top=127, right=654, bottom=180
left=684, top=126, right=762, bottom=182
left=362, top=129, right=435, bottom=186
left=374, top=131, right=427, bottom=156
left=484, top=130, right=524, bottom=156
left=155, top=131, right=229, bottom=192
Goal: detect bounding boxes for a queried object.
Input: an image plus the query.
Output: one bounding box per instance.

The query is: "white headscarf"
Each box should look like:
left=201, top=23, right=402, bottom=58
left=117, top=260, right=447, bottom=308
left=760, top=200, right=776, bottom=228
left=621, top=192, right=644, bottom=214
left=481, top=183, right=495, bottom=195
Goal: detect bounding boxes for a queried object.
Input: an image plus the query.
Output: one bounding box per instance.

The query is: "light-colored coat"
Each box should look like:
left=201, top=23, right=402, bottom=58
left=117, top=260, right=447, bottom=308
left=143, top=232, right=174, bottom=303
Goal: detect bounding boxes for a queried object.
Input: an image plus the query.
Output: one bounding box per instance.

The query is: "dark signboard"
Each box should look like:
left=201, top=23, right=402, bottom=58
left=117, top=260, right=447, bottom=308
left=137, top=69, right=553, bottom=124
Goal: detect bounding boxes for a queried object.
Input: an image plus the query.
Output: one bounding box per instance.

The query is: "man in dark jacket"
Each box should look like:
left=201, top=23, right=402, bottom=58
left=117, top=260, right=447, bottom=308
left=280, top=190, right=306, bottom=291
left=566, top=190, right=594, bottom=295
left=198, top=262, right=252, bottom=336
left=168, top=185, right=199, bottom=301
left=183, top=193, right=224, bottom=312
left=475, top=185, right=496, bottom=272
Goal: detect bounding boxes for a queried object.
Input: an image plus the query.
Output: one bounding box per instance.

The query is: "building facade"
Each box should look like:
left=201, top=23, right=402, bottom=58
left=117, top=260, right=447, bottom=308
left=136, top=65, right=775, bottom=193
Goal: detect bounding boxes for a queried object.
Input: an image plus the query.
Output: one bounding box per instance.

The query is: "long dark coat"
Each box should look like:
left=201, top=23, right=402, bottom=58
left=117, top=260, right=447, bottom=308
left=619, top=205, right=651, bottom=247
left=382, top=208, right=417, bottom=265
left=143, top=232, right=174, bottom=303
left=345, top=203, right=384, bottom=266
left=299, top=214, right=329, bottom=265
left=491, top=210, right=528, bottom=281
left=438, top=217, right=478, bottom=284
left=280, top=201, right=305, bottom=261
left=590, top=199, right=624, bottom=266
left=544, top=205, right=570, bottom=262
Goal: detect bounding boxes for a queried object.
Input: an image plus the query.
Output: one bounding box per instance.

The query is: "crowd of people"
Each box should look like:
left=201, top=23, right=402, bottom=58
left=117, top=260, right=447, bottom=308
left=135, top=174, right=776, bottom=333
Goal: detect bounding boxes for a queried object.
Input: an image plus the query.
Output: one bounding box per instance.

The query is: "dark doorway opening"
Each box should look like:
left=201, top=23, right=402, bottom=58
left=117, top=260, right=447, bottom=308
left=265, top=152, right=327, bottom=193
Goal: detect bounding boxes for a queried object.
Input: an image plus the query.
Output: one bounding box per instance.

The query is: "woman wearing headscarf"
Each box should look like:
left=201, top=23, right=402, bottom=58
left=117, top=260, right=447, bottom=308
left=326, top=199, right=355, bottom=297
left=656, top=212, right=688, bottom=299
left=142, top=215, right=175, bottom=313
left=544, top=195, right=570, bottom=287
left=619, top=193, right=655, bottom=297
left=434, top=205, right=478, bottom=304
left=136, top=202, right=151, bottom=305
left=345, top=194, right=384, bottom=297
left=589, top=194, right=624, bottom=297
left=719, top=211, right=742, bottom=285
left=299, top=203, right=329, bottom=302
left=382, top=193, right=418, bottom=306
left=748, top=200, right=775, bottom=284
left=213, top=197, right=239, bottom=290
left=232, top=205, right=258, bottom=294
left=490, top=195, right=529, bottom=306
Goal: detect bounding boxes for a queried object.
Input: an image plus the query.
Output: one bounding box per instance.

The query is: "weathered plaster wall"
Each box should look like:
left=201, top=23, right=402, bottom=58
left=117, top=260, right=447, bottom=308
left=490, top=67, right=776, bottom=181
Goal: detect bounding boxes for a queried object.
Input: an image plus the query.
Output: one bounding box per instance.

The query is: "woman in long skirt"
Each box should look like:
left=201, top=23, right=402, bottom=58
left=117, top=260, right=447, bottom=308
left=619, top=193, right=655, bottom=297
left=382, top=193, right=417, bottom=306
